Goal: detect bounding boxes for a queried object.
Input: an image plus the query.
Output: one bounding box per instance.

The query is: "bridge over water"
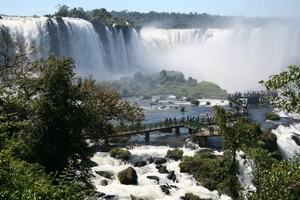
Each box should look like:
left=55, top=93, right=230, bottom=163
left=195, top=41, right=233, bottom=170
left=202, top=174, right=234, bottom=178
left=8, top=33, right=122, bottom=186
left=86, top=114, right=244, bottom=147
left=86, top=93, right=267, bottom=147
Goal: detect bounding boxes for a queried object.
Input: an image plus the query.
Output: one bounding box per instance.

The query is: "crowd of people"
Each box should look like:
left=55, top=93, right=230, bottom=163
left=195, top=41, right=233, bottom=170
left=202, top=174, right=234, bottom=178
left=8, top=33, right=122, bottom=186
left=228, top=90, right=278, bottom=98
left=162, top=114, right=215, bottom=125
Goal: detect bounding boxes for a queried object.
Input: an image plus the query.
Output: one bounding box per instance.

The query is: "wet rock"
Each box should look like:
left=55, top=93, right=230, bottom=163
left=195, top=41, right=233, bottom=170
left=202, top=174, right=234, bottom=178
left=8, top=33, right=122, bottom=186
left=134, top=160, right=147, bottom=167
left=165, top=149, right=183, bottom=161
left=154, top=158, right=167, bottom=164
left=146, top=175, right=160, bottom=183
left=158, top=166, right=169, bottom=174
left=160, top=185, right=170, bottom=195
left=155, top=164, right=162, bottom=169
left=95, top=171, right=113, bottom=179
left=292, top=134, right=300, bottom=146
left=95, top=191, right=105, bottom=198
left=167, top=170, right=177, bottom=182
left=118, top=166, right=138, bottom=185
left=102, top=194, right=116, bottom=199
left=101, top=179, right=108, bottom=186
left=147, top=156, right=154, bottom=163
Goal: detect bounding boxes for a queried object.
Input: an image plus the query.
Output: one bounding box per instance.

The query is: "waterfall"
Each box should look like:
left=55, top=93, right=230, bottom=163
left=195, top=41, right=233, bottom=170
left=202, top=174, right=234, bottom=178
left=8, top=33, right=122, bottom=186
left=1, top=16, right=300, bottom=92
left=0, top=16, right=145, bottom=80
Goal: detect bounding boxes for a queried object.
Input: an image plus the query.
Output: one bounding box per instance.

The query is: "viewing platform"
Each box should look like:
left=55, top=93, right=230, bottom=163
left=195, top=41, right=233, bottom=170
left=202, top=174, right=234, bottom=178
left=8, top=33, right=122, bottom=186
left=85, top=114, right=244, bottom=147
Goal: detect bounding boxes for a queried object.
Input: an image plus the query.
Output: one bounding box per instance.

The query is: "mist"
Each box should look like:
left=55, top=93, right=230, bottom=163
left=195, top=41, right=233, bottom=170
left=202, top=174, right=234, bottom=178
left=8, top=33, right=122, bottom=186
left=140, top=19, right=300, bottom=93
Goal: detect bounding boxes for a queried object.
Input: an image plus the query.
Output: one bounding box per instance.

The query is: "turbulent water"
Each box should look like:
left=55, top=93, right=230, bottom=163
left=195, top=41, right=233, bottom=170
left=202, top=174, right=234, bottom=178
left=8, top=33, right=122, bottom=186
left=2, top=16, right=300, bottom=199
left=1, top=16, right=300, bottom=92
left=89, top=97, right=300, bottom=199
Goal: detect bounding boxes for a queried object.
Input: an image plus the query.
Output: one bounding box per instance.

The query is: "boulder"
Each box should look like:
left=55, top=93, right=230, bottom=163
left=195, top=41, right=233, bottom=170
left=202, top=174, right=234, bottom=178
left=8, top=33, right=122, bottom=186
left=165, top=149, right=183, bottom=161
left=147, top=156, right=154, bottom=164
left=95, top=171, right=113, bottom=179
left=167, top=170, right=177, bottom=182
left=154, top=158, right=167, bottom=164
left=134, top=160, right=147, bottom=167
left=155, top=164, right=162, bottom=169
left=95, top=191, right=105, bottom=198
left=160, top=185, right=170, bottom=195
left=118, top=167, right=138, bottom=185
left=158, top=166, right=169, bottom=174
left=101, top=179, right=108, bottom=186
left=146, top=175, right=160, bottom=183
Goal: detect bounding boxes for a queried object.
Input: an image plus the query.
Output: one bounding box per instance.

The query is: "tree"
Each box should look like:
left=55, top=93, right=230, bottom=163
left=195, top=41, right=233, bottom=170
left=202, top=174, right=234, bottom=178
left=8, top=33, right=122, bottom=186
left=259, top=65, right=300, bottom=113
left=157, top=70, right=168, bottom=84
left=250, top=154, right=300, bottom=200
left=0, top=34, right=146, bottom=197
left=213, top=105, right=263, bottom=198
left=79, top=77, right=144, bottom=142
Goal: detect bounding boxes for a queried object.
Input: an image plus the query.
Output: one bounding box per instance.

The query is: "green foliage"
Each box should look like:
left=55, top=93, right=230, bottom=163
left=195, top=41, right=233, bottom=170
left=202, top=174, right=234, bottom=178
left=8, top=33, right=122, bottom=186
left=184, top=193, right=202, bottom=200
left=179, top=152, right=226, bottom=191
left=190, top=98, right=200, bottom=105
left=265, top=111, right=280, bottom=120
left=143, top=94, right=152, bottom=100
left=166, top=148, right=184, bottom=160
left=160, top=96, right=166, bottom=100
left=180, top=106, right=185, bottom=112
left=212, top=106, right=263, bottom=198
left=111, top=10, right=274, bottom=29
left=260, top=65, right=300, bottom=114
left=189, top=133, right=198, bottom=143
left=53, top=5, right=134, bottom=29
left=109, top=147, right=131, bottom=160
left=0, top=149, right=90, bottom=199
left=106, top=70, right=227, bottom=99
left=0, top=36, right=145, bottom=196
left=250, top=154, right=300, bottom=200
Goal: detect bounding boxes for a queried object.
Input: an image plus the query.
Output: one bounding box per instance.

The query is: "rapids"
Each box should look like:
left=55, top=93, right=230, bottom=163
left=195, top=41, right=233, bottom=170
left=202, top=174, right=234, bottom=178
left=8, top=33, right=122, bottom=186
left=90, top=97, right=300, bottom=199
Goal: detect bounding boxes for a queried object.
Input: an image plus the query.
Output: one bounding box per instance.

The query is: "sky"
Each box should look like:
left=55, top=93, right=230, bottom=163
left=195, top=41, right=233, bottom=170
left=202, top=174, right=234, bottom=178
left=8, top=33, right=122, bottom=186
left=1, top=0, right=300, bottom=18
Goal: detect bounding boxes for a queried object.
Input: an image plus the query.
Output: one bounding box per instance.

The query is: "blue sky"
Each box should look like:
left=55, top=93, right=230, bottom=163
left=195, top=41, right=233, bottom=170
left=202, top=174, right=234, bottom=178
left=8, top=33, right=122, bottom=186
left=1, top=0, right=300, bottom=18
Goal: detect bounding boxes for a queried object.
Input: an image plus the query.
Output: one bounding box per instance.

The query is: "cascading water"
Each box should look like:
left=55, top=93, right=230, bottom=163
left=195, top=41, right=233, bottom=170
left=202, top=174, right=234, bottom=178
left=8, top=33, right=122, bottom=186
left=1, top=17, right=300, bottom=92
left=92, top=146, right=231, bottom=200
left=2, top=16, right=300, bottom=199
left=0, top=16, right=146, bottom=79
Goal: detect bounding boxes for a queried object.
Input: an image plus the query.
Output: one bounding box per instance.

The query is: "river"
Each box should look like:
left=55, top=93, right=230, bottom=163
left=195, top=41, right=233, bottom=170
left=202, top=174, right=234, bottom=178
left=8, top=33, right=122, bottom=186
left=91, top=96, right=299, bottom=200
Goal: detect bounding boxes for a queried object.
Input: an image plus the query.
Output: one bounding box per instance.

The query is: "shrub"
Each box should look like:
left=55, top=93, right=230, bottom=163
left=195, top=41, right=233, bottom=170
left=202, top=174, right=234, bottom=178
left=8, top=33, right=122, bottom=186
left=265, top=112, right=280, bottom=120
left=184, top=193, right=201, bottom=200
left=189, top=134, right=198, bottom=143
left=109, top=147, right=131, bottom=160
left=142, top=94, right=152, bottom=100
left=180, top=106, right=185, bottom=112
left=191, top=99, right=200, bottom=106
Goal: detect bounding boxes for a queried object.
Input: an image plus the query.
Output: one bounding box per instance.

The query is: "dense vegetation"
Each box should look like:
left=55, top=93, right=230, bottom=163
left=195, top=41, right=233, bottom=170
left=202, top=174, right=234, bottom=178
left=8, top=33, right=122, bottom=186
left=105, top=70, right=228, bottom=100
left=179, top=65, right=300, bottom=199
left=265, top=111, right=280, bottom=120
left=110, top=10, right=291, bottom=29
left=42, top=5, right=291, bottom=31
left=47, top=5, right=139, bottom=30
left=2, top=5, right=300, bottom=199
left=0, top=31, right=144, bottom=198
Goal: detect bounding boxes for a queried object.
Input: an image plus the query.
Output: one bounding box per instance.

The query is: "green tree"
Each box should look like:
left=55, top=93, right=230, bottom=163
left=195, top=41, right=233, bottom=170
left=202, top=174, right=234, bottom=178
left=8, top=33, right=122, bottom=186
left=255, top=65, right=300, bottom=199
left=259, top=65, right=300, bottom=113
left=213, top=105, right=263, bottom=198
left=79, top=77, right=145, bottom=142
left=250, top=154, right=300, bottom=200
left=157, top=70, right=168, bottom=84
